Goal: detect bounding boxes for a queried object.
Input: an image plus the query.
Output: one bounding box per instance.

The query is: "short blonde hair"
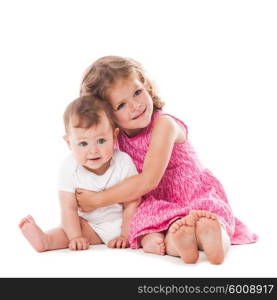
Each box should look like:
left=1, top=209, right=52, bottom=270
left=63, top=95, right=115, bottom=135
left=80, top=56, right=164, bottom=111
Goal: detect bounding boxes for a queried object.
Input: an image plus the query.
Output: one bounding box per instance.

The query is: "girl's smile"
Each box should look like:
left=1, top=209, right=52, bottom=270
left=132, top=107, right=147, bottom=120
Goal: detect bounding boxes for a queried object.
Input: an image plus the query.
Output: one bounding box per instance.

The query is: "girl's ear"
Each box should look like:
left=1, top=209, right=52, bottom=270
left=63, top=135, right=71, bottom=150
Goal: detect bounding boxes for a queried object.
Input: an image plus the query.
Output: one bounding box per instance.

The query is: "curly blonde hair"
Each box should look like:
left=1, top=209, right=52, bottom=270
left=80, top=56, right=164, bottom=111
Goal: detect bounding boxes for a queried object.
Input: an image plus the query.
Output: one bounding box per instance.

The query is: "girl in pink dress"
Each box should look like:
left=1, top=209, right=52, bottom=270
left=76, top=56, right=258, bottom=264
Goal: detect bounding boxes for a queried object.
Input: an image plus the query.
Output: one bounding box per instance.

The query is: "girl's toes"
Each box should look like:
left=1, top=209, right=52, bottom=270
left=169, top=223, right=179, bottom=233
left=211, top=213, right=217, bottom=220
left=175, top=219, right=182, bottom=226
left=189, top=210, right=198, bottom=218
left=170, top=225, right=177, bottom=233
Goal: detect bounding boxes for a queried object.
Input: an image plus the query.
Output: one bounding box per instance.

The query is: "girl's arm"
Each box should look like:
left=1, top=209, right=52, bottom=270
left=59, top=191, right=89, bottom=250
left=77, top=115, right=185, bottom=211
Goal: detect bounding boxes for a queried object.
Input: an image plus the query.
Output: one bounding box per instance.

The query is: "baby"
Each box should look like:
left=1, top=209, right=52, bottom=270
left=19, top=95, right=139, bottom=251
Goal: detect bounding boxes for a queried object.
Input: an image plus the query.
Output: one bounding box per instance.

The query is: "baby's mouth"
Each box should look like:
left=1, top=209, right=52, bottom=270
left=88, top=157, right=101, bottom=161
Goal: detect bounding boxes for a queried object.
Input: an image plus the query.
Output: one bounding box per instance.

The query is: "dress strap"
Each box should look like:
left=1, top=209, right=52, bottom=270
left=154, top=111, right=188, bottom=139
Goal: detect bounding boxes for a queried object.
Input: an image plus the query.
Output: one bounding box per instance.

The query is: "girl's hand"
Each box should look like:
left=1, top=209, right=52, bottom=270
left=69, top=236, right=89, bottom=251
left=75, top=189, right=99, bottom=212
left=107, top=235, right=129, bottom=249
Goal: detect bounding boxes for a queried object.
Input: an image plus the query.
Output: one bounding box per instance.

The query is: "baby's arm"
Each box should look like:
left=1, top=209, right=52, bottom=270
left=107, top=198, right=140, bottom=248
left=77, top=115, right=183, bottom=211
left=59, top=191, right=89, bottom=250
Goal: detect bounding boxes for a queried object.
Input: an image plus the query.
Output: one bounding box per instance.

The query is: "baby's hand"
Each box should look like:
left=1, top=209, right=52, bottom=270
left=69, top=236, right=89, bottom=251
left=107, top=235, right=129, bottom=249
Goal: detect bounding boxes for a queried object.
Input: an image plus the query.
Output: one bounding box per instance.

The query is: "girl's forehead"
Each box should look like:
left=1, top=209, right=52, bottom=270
left=109, top=75, right=143, bottom=101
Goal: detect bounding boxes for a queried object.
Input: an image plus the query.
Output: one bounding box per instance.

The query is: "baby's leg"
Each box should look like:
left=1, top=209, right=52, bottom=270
left=19, top=215, right=68, bottom=252
left=140, top=232, right=166, bottom=255
left=190, top=210, right=225, bottom=264
left=165, top=215, right=199, bottom=263
left=19, top=215, right=102, bottom=252
left=79, top=217, right=103, bottom=245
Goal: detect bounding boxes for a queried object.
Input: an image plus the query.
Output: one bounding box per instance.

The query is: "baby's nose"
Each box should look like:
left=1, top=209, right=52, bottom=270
left=89, top=145, right=99, bottom=154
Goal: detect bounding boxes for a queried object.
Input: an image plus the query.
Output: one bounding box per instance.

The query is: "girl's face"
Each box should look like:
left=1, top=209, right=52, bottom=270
left=108, top=74, right=154, bottom=137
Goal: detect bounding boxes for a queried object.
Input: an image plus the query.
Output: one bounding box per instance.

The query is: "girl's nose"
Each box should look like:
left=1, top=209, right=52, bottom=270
left=129, top=99, right=141, bottom=111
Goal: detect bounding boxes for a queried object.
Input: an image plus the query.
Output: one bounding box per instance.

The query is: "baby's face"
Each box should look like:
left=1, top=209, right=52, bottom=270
left=66, top=112, right=118, bottom=175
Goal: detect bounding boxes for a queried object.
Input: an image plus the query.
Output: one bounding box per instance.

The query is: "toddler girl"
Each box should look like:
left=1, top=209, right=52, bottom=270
left=76, top=56, right=258, bottom=264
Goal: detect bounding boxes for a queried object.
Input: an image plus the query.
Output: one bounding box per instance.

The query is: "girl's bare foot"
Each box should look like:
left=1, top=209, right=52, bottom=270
left=141, top=232, right=166, bottom=255
left=193, top=213, right=224, bottom=264
left=169, top=215, right=199, bottom=263
left=189, top=210, right=217, bottom=220
left=19, top=215, right=49, bottom=252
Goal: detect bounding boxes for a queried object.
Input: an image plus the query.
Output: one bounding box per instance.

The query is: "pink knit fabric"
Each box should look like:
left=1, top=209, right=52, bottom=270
left=117, top=111, right=258, bottom=249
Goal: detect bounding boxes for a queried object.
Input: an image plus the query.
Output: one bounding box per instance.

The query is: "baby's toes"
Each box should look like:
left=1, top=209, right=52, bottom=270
left=18, top=219, right=26, bottom=228
left=19, top=217, right=30, bottom=228
left=26, top=215, right=34, bottom=222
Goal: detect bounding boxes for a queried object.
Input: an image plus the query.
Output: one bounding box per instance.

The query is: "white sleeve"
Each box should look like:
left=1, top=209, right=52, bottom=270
left=57, top=155, right=76, bottom=193
left=116, top=151, right=138, bottom=181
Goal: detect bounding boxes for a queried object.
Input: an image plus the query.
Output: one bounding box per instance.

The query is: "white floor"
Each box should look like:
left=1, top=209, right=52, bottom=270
left=1, top=224, right=276, bottom=278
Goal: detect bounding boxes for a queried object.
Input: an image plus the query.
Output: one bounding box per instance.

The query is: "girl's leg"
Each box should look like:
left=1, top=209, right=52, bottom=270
left=164, top=215, right=199, bottom=263
left=19, top=215, right=102, bottom=252
left=140, top=232, right=166, bottom=255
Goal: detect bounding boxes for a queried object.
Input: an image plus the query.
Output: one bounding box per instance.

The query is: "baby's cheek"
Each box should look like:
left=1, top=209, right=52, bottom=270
left=107, top=148, right=114, bottom=159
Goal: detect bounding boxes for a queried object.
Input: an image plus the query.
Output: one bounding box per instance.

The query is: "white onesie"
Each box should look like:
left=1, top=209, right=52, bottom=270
left=58, top=149, right=138, bottom=244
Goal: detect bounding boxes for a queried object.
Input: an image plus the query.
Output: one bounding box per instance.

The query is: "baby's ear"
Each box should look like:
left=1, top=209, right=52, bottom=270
left=63, top=135, right=71, bottom=149
left=113, top=128, right=120, bottom=140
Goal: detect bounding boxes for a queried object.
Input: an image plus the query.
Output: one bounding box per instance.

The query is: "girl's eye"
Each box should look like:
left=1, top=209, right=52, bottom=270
left=97, top=138, right=106, bottom=144
left=117, top=103, right=125, bottom=110
left=79, top=141, right=88, bottom=147
left=134, top=89, right=142, bottom=96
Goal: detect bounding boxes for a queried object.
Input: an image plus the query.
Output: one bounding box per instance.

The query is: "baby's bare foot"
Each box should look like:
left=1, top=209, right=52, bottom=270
left=195, top=217, right=224, bottom=264
left=141, top=233, right=166, bottom=255
left=19, top=215, right=49, bottom=252
left=169, top=215, right=199, bottom=263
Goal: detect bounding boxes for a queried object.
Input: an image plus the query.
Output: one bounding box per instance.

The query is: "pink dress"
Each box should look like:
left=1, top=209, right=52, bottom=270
left=117, top=111, right=258, bottom=249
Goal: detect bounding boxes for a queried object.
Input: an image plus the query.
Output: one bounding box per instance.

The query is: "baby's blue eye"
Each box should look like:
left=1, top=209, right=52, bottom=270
left=97, top=138, right=106, bottom=144
left=79, top=141, right=88, bottom=147
left=134, top=89, right=142, bottom=96
left=117, top=103, right=125, bottom=110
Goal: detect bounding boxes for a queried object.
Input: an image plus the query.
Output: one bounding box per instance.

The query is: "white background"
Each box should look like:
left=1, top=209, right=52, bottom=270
left=0, top=0, right=276, bottom=277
